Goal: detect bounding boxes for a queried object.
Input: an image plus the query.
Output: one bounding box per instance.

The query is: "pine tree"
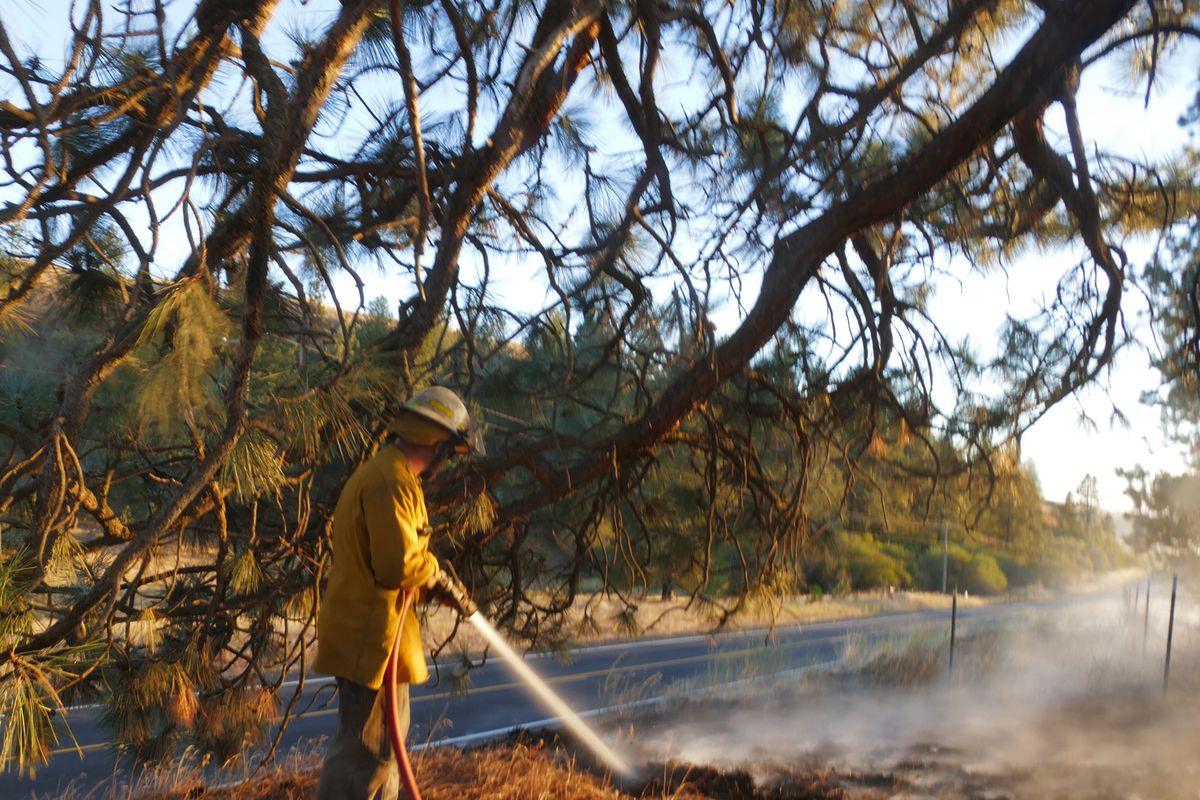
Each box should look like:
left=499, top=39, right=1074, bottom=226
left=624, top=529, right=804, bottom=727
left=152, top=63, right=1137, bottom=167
left=0, top=0, right=1195, bottom=775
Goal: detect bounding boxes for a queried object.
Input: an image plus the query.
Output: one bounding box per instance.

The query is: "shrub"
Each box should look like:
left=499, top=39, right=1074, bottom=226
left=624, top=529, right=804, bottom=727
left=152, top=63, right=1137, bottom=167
left=915, top=542, right=973, bottom=591
left=965, top=552, right=1008, bottom=595
left=801, top=552, right=847, bottom=593
left=994, top=554, right=1045, bottom=588
left=913, top=543, right=1007, bottom=595
left=839, top=533, right=912, bottom=590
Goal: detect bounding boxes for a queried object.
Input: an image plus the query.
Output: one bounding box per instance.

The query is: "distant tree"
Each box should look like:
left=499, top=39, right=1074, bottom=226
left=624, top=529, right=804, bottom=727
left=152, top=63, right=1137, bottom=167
left=1118, top=465, right=1200, bottom=573
left=1077, top=473, right=1101, bottom=533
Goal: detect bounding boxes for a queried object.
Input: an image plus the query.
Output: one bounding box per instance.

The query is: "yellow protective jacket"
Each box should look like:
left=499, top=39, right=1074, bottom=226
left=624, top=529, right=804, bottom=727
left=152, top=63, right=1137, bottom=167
left=314, top=444, right=439, bottom=689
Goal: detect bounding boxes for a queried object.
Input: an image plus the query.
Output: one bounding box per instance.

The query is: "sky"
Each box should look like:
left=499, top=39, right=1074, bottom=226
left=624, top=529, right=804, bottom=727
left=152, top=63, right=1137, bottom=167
left=2, top=1, right=1196, bottom=513
left=933, top=60, right=1197, bottom=512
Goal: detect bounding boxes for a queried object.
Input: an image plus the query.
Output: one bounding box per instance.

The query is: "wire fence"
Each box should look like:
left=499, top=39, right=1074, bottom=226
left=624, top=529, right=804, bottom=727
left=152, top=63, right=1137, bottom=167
left=944, top=573, right=1190, bottom=693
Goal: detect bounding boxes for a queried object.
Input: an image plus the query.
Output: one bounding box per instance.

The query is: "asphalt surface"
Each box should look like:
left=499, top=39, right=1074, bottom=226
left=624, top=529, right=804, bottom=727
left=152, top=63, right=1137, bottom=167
left=1, top=596, right=1081, bottom=798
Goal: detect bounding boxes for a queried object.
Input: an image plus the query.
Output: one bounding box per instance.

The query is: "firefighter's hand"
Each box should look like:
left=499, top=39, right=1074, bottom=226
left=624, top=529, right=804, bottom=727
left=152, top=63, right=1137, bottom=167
left=428, top=570, right=477, bottom=616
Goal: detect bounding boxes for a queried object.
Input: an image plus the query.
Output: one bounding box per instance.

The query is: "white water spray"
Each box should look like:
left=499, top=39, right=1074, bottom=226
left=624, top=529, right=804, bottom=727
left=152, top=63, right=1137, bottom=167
left=466, top=611, right=632, bottom=776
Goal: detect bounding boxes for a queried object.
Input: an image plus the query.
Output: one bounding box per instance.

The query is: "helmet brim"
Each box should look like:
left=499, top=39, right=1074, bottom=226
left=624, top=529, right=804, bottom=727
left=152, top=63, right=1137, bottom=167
left=458, top=421, right=486, bottom=456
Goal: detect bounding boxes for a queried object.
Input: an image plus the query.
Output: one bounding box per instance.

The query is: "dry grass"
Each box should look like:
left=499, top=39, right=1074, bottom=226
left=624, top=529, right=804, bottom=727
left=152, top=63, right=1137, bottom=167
left=416, top=743, right=628, bottom=800
left=131, top=740, right=857, bottom=800
left=136, top=742, right=630, bottom=800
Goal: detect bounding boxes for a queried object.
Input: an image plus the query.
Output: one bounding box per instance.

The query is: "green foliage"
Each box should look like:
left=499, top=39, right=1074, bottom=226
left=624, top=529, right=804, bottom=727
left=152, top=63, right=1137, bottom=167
left=0, top=640, right=99, bottom=776
left=135, top=280, right=231, bottom=440
left=453, top=491, right=496, bottom=540
left=0, top=559, right=55, bottom=777
left=0, top=547, right=36, bottom=645
left=50, top=219, right=130, bottom=327
left=835, top=533, right=912, bottom=590
left=0, top=659, right=70, bottom=776
left=46, top=530, right=85, bottom=586
left=0, top=227, right=34, bottom=334
left=221, top=429, right=285, bottom=502
left=228, top=546, right=266, bottom=596
left=1120, top=465, right=1200, bottom=574
left=274, top=361, right=391, bottom=461
left=993, top=554, right=1045, bottom=588
left=966, top=552, right=1008, bottom=595
left=916, top=543, right=1003, bottom=595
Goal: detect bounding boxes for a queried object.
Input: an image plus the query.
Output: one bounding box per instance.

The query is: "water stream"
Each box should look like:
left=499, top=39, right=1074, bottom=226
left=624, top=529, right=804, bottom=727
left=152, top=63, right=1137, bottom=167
left=466, top=611, right=632, bottom=776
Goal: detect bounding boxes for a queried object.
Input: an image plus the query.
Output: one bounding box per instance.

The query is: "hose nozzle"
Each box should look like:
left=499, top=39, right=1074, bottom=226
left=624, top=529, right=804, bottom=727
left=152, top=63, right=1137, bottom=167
left=431, top=570, right=477, bottom=617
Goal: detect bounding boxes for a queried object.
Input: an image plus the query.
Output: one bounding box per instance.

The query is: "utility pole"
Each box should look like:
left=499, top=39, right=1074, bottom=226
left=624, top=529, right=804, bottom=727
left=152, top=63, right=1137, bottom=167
left=941, top=521, right=949, bottom=594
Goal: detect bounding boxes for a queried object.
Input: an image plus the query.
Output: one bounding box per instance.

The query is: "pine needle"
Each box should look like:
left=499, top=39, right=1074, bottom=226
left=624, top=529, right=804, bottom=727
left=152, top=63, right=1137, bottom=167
left=228, top=547, right=265, bottom=596
left=221, top=429, right=285, bottom=502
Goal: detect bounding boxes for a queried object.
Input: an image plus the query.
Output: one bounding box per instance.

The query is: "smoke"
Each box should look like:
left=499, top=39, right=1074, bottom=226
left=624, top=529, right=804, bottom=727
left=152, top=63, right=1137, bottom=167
left=627, top=593, right=1200, bottom=798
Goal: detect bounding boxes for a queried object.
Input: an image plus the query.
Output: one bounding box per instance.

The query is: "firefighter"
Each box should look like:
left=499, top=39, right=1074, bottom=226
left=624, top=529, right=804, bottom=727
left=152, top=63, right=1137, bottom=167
left=314, top=386, right=483, bottom=800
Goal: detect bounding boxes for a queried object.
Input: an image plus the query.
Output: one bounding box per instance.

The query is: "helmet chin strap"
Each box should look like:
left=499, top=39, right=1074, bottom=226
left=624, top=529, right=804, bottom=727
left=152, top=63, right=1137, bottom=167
left=419, top=439, right=457, bottom=480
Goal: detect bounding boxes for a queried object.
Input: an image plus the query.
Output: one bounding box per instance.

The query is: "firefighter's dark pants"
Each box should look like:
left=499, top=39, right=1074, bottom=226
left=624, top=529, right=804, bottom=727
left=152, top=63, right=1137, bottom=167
left=315, top=677, right=410, bottom=800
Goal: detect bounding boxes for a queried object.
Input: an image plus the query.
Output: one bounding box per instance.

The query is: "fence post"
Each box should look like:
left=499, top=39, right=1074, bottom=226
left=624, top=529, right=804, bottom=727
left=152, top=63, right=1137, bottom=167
left=1143, top=577, right=1151, bottom=655
left=949, top=586, right=958, bottom=677
left=1164, top=574, right=1178, bottom=693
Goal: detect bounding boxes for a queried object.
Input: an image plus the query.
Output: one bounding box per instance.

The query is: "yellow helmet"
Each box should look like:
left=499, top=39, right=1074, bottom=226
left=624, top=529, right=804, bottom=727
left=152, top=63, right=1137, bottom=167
left=388, top=386, right=485, bottom=456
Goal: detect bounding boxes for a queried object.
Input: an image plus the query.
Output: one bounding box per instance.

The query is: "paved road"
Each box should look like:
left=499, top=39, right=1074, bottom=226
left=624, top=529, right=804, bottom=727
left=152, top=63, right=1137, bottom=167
left=1, top=596, right=1091, bottom=797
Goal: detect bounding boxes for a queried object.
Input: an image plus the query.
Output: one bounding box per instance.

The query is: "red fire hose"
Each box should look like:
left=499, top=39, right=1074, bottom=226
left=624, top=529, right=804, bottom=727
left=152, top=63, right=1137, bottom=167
left=384, top=589, right=422, bottom=800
